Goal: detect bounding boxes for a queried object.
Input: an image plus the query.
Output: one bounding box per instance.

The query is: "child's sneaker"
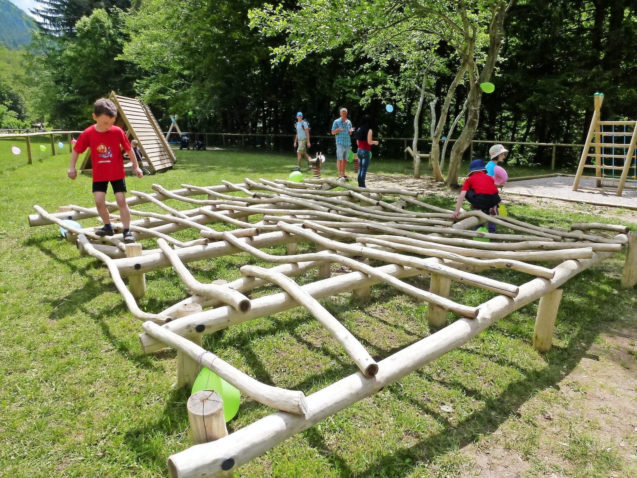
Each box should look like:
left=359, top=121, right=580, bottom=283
left=123, top=230, right=136, bottom=244
left=95, top=225, right=114, bottom=237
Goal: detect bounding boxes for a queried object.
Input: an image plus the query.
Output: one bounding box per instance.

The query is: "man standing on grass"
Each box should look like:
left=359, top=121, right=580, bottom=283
left=293, top=112, right=311, bottom=170
left=331, top=107, right=353, bottom=181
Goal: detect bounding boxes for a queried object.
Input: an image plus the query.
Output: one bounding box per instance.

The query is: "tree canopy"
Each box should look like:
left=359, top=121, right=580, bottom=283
left=1, top=0, right=633, bottom=173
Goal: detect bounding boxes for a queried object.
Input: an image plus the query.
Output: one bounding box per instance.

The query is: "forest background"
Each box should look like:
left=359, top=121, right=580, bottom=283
left=1, top=0, right=636, bottom=181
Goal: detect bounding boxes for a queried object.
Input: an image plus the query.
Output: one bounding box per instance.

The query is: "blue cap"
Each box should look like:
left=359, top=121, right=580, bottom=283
left=296, top=112, right=303, bottom=117
left=469, top=159, right=487, bottom=174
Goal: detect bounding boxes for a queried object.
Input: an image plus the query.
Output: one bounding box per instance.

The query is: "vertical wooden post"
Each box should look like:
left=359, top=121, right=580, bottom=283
left=26, top=136, right=32, bottom=165
left=621, top=232, right=637, bottom=288
left=427, top=273, right=451, bottom=327
left=187, top=390, right=228, bottom=444
left=286, top=243, right=298, bottom=255
left=317, top=247, right=331, bottom=279
left=352, top=257, right=370, bottom=301
left=533, top=288, right=563, bottom=352
left=125, top=243, right=146, bottom=299
left=573, top=94, right=603, bottom=191
left=551, top=144, right=556, bottom=170
left=68, top=134, right=72, bottom=153
left=176, top=303, right=204, bottom=389
left=594, top=109, right=602, bottom=187
left=50, top=134, right=56, bottom=156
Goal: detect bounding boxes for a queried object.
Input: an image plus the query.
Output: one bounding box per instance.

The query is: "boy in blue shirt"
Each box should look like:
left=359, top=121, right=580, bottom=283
left=331, top=107, right=353, bottom=180
left=293, top=112, right=311, bottom=170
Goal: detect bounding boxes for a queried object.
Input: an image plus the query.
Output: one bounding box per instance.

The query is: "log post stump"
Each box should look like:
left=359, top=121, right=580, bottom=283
left=125, top=243, right=146, bottom=299
left=533, top=288, right=563, bottom=352
left=427, top=272, right=451, bottom=327
left=286, top=242, right=298, bottom=255
left=621, top=232, right=637, bottom=288
left=318, top=247, right=331, bottom=279
left=187, top=390, right=228, bottom=444
left=176, top=303, right=204, bottom=389
left=352, top=257, right=371, bottom=301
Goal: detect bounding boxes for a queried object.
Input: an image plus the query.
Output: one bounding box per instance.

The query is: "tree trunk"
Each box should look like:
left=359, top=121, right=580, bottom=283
left=445, top=0, right=510, bottom=186
left=411, top=72, right=427, bottom=178
left=429, top=63, right=467, bottom=181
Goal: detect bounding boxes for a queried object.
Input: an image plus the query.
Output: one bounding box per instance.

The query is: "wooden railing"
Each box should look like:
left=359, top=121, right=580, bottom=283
left=0, top=130, right=81, bottom=165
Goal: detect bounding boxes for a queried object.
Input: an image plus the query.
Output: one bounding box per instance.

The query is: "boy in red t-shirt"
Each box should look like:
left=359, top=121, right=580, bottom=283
left=451, top=159, right=501, bottom=233
left=68, top=98, right=143, bottom=243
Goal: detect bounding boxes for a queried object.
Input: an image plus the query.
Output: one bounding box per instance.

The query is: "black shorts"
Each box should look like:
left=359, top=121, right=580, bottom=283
left=466, top=191, right=500, bottom=213
left=92, top=179, right=127, bottom=194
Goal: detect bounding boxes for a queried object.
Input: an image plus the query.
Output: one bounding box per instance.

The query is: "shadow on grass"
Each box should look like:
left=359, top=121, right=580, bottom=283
left=123, top=385, right=191, bottom=471
left=25, top=234, right=162, bottom=371
left=344, top=270, right=632, bottom=477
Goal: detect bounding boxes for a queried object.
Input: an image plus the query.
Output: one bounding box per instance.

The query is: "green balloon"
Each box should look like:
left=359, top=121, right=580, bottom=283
left=474, top=226, right=490, bottom=242
left=289, top=170, right=303, bottom=182
left=347, top=150, right=354, bottom=163
left=39, top=144, right=47, bottom=152
left=480, top=82, right=495, bottom=94
left=192, top=367, right=241, bottom=422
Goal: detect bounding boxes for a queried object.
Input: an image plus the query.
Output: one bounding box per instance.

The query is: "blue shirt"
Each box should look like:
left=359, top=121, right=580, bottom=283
left=296, top=120, right=309, bottom=139
left=332, top=118, right=352, bottom=147
left=486, top=160, right=497, bottom=177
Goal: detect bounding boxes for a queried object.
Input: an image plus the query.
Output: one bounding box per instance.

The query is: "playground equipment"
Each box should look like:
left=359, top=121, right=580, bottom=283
left=165, top=115, right=185, bottom=142
left=28, top=178, right=636, bottom=477
left=79, top=92, right=176, bottom=175
left=573, top=93, right=637, bottom=195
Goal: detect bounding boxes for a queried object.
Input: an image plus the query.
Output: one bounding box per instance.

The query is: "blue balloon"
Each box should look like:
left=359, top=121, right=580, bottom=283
left=385, top=104, right=394, bottom=113
left=441, top=136, right=447, bottom=141
left=59, top=219, right=82, bottom=238
left=57, top=141, right=64, bottom=148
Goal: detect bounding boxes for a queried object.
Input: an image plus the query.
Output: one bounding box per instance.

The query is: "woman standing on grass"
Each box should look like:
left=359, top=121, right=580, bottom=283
left=355, top=115, right=379, bottom=188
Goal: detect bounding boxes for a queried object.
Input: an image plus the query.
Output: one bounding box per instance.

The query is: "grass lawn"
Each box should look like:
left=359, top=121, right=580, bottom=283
left=1, top=146, right=636, bottom=477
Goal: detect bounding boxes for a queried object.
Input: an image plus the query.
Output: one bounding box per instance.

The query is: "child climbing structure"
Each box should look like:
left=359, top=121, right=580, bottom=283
left=28, top=178, right=636, bottom=478
left=573, top=93, right=637, bottom=196
left=79, top=92, right=176, bottom=174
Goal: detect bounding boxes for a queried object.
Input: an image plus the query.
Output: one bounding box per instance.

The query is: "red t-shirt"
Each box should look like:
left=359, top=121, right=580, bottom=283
left=461, top=171, right=498, bottom=194
left=74, top=125, right=131, bottom=182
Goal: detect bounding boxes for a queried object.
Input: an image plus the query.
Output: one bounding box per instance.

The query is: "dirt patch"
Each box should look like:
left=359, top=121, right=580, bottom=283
left=459, top=323, right=637, bottom=477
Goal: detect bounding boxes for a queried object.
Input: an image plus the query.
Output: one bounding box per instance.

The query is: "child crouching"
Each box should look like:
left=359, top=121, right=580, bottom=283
left=451, top=159, right=501, bottom=233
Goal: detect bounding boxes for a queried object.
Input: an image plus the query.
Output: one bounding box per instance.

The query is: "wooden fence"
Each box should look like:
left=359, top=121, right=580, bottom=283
left=2, top=130, right=585, bottom=170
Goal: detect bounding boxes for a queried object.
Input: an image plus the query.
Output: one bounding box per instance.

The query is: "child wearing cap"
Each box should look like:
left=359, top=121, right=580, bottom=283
left=293, top=112, right=311, bottom=170
left=487, top=143, right=508, bottom=188
left=452, top=159, right=501, bottom=233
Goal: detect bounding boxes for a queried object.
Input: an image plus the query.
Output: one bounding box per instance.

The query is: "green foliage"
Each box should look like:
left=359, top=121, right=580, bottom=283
left=0, top=46, right=30, bottom=128
left=0, top=0, right=35, bottom=49
left=33, top=0, right=131, bottom=35
left=27, top=8, right=136, bottom=129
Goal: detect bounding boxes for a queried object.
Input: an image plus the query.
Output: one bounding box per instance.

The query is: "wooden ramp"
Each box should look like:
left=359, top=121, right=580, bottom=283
left=80, top=93, right=175, bottom=175
left=110, top=93, right=175, bottom=173
left=573, top=94, right=637, bottom=196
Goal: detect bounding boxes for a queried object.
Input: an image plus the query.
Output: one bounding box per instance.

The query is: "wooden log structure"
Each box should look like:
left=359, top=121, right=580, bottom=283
left=26, top=177, right=633, bottom=478
left=166, top=232, right=627, bottom=478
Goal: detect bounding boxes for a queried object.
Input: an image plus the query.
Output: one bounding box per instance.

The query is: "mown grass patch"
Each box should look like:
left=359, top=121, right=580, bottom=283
left=1, top=148, right=635, bottom=477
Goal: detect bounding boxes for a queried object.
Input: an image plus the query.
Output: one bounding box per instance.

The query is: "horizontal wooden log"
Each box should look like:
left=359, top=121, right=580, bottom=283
left=143, top=322, right=308, bottom=415
left=166, top=233, right=627, bottom=478
left=279, top=222, right=520, bottom=297
left=139, top=263, right=426, bottom=354
left=220, top=232, right=479, bottom=318
left=157, top=239, right=251, bottom=312
left=77, top=235, right=168, bottom=323
left=112, top=231, right=296, bottom=276
left=241, top=265, right=378, bottom=377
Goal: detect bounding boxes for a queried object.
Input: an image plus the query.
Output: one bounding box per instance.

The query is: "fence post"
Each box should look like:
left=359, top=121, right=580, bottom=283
left=68, top=134, right=72, bottom=153
left=551, top=144, right=556, bottom=170
left=50, top=134, right=56, bottom=156
left=26, top=136, right=32, bottom=165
